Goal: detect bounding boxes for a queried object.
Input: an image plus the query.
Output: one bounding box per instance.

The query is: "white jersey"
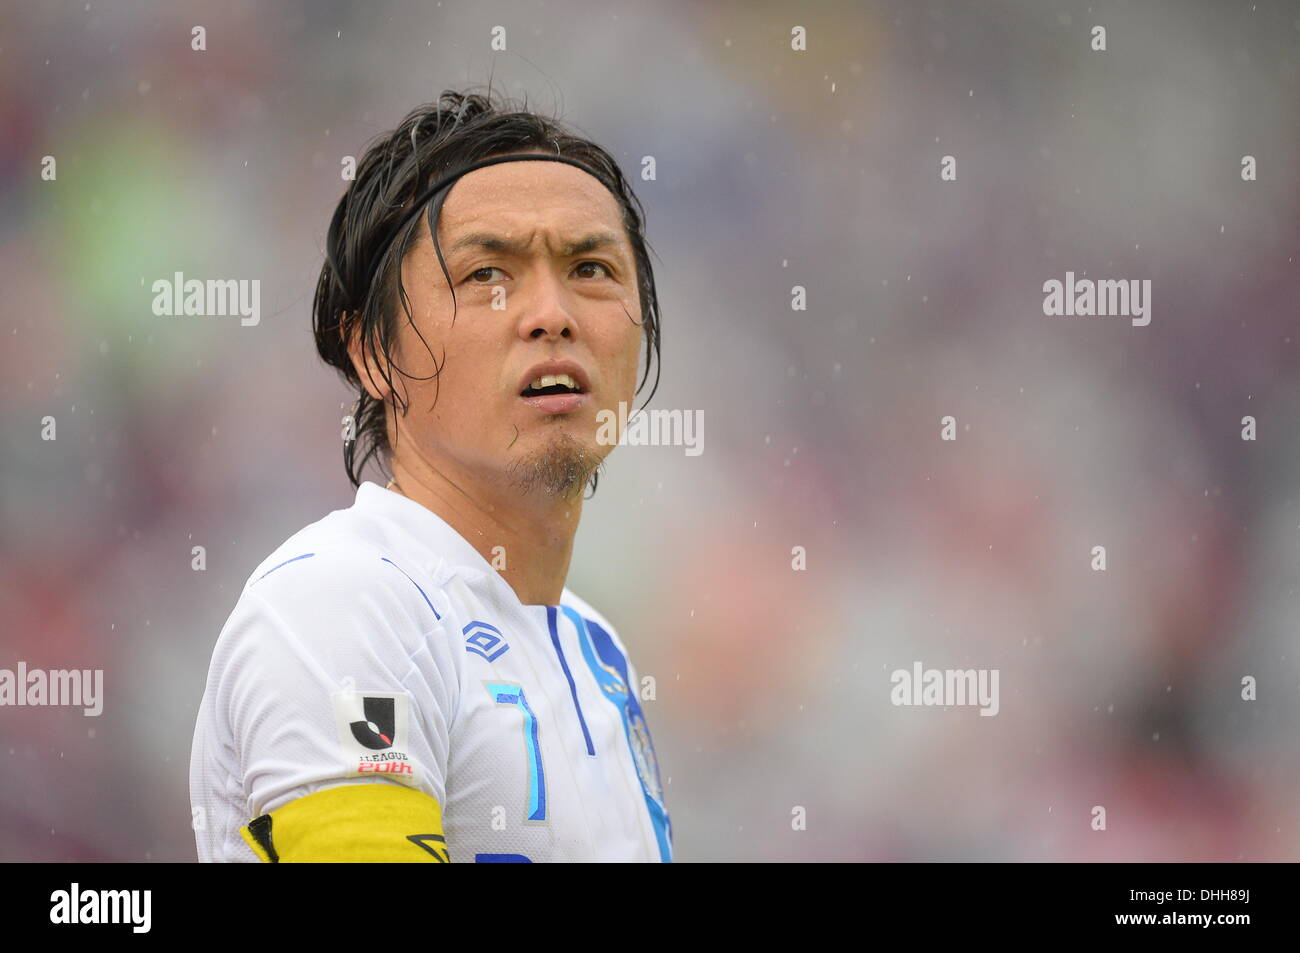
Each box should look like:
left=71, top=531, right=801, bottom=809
left=189, top=480, right=673, bottom=863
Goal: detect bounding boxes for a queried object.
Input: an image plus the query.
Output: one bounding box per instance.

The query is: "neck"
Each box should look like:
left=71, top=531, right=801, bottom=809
left=386, top=460, right=582, bottom=608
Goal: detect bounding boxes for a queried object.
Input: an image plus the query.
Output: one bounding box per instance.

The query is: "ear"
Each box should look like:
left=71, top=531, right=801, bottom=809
left=343, top=314, right=391, bottom=402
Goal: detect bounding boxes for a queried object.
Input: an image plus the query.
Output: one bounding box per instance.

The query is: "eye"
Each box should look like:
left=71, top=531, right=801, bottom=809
left=574, top=261, right=613, bottom=279
left=466, top=266, right=506, bottom=283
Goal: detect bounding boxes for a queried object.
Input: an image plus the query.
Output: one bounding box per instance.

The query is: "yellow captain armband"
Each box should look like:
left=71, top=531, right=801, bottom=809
left=239, top=783, right=449, bottom=862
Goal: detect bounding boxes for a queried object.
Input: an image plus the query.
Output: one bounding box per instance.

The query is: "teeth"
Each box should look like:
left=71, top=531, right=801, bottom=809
left=529, top=373, right=578, bottom=391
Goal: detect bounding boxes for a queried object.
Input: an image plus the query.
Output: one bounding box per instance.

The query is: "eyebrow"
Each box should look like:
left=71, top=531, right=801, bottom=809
left=447, top=231, right=625, bottom=259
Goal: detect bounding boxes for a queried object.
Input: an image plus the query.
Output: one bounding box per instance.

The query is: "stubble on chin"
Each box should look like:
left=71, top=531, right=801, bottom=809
left=506, top=429, right=604, bottom=500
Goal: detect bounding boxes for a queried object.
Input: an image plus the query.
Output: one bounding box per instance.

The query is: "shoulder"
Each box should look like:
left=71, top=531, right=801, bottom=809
left=204, top=535, right=460, bottom=740
left=210, top=513, right=452, bottom=682
left=249, top=494, right=448, bottom=613
left=245, top=543, right=445, bottom=631
left=255, top=530, right=444, bottom=598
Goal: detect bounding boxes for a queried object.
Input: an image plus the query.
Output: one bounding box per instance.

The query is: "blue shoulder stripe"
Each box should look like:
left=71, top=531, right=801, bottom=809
left=380, top=556, right=442, bottom=620
left=253, top=552, right=315, bottom=583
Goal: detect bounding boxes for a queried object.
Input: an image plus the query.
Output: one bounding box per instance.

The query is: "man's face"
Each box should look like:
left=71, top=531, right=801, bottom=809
left=354, top=155, right=643, bottom=500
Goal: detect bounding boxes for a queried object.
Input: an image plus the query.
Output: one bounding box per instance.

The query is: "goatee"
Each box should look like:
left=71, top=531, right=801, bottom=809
left=507, top=431, right=603, bottom=500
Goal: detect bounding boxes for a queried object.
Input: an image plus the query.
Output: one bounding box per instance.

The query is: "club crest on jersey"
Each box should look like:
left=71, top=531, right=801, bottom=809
left=628, top=710, right=665, bottom=805
left=331, top=690, right=419, bottom=784
left=462, top=620, right=509, bottom=662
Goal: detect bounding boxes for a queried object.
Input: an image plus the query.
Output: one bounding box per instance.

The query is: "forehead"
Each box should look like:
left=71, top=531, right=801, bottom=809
left=434, top=158, right=628, bottom=244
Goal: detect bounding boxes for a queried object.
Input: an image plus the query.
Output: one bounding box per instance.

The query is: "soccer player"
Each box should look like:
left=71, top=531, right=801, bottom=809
left=189, top=90, right=672, bottom=862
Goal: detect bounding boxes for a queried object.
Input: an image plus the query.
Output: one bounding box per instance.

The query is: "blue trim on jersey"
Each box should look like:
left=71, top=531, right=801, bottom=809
left=380, top=556, right=442, bottom=620
left=475, top=853, right=533, bottom=863
left=253, top=552, right=315, bottom=583
left=562, top=606, right=674, bottom=862
left=486, top=682, right=546, bottom=821
left=548, top=606, right=595, bottom=757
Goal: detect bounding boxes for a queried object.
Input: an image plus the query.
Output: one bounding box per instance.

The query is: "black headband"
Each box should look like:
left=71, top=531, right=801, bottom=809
left=367, top=152, right=620, bottom=289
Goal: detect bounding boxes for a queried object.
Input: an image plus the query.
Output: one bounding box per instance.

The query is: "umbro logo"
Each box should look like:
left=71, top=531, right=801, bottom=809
left=463, top=620, right=509, bottom=662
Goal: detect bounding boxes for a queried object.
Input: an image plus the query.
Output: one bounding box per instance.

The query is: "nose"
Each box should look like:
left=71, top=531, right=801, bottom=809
left=517, top=268, right=577, bottom=340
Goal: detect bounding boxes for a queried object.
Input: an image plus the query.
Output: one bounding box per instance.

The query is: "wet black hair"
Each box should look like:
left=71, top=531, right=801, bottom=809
left=312, top=87, right=662, bottom=495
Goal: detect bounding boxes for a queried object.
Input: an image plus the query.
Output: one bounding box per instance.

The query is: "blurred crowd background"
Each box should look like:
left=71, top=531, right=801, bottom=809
left=2, top=0, right=1298, bottom=861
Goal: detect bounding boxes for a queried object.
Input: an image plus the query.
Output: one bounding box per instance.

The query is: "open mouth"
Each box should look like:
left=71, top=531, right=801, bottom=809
left=520, top=374, right=585, bottom=398
left=518, top=373, right=588, bottom=415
